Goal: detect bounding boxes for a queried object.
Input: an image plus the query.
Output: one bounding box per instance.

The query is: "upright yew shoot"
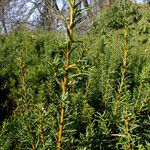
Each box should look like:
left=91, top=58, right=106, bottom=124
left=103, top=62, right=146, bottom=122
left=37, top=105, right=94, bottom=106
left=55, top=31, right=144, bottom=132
left=114, top=24, right=128, bottom=115
left=57, top=0, right=83, bottom=149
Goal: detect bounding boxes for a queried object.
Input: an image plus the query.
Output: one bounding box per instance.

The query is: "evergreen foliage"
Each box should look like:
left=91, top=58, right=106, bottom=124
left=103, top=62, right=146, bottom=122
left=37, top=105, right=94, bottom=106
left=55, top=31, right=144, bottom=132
left=0, top=0, right=150, bottom=149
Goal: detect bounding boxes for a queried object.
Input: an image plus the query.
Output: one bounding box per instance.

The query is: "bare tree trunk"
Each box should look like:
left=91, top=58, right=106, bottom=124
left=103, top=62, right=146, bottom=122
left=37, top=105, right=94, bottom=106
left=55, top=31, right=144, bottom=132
left=82, top=0, right=89, bottom=8
left=1, top=7, right=7, bottom=33
left=40, top=0, right=60, bottom=30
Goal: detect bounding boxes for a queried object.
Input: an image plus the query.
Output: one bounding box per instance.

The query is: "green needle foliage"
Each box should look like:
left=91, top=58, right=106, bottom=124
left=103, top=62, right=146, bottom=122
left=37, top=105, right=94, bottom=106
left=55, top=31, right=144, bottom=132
left=0, top=0, right=150, bottom=150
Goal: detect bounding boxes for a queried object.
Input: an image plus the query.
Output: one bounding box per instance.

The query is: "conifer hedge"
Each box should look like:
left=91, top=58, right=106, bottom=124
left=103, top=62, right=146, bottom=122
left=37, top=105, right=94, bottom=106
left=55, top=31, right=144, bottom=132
left=0, top=1, right=149, bottom=149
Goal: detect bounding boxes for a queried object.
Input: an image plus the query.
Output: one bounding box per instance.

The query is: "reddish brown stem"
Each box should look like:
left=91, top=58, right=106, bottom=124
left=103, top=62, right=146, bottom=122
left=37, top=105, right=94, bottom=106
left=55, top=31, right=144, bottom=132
left=58, top=51, right=70, bottom=150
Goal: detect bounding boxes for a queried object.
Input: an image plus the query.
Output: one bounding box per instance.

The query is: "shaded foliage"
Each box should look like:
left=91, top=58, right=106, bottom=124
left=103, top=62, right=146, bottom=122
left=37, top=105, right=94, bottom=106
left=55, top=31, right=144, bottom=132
left=0, top=1, right=150, bottom=149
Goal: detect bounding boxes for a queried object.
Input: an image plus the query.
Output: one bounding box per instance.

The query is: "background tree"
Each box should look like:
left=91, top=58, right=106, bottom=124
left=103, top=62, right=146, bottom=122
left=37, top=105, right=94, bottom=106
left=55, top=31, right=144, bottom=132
left=0, top=0, right=11, bottom=33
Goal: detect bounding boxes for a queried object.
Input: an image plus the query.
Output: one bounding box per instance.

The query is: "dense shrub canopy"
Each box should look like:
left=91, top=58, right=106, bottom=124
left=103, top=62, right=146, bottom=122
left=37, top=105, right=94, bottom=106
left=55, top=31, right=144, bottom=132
left=0, top=1, right=150, bottom=150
